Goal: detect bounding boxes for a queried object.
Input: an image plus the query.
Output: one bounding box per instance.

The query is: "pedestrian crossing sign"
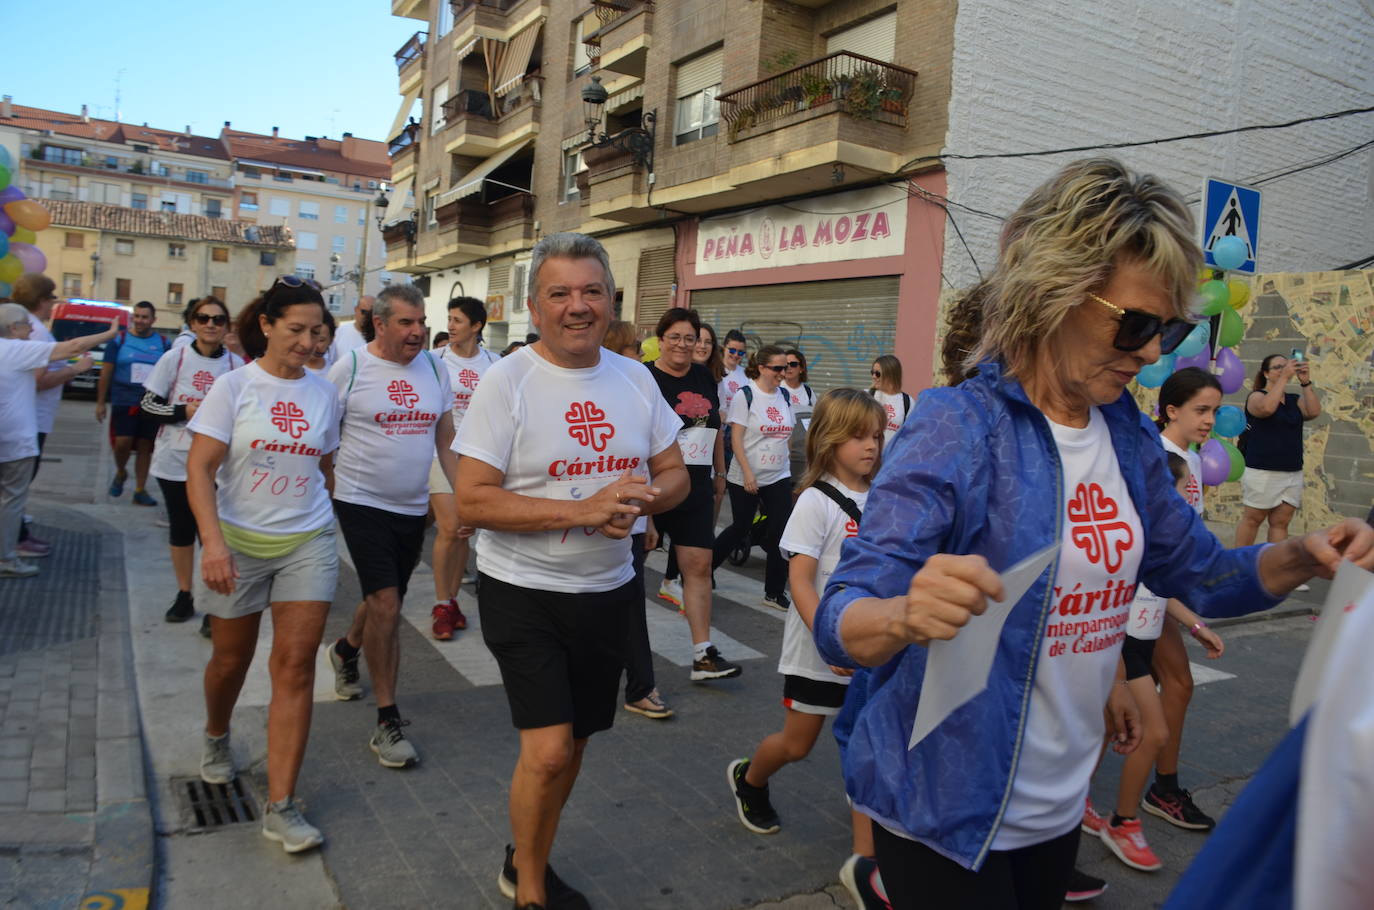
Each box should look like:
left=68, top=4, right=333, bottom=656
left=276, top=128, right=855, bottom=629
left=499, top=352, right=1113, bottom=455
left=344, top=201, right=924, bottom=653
left=1201, top=178, right=1261, bottom=274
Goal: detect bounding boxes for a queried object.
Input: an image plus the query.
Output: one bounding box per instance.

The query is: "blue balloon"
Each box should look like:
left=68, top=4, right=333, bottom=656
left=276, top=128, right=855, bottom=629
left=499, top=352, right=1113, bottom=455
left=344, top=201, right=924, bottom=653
left=1136, top=354, right=1175, bottom=388
left=0, top=232, right=7, bottom=260
left=1173, top=321, right=1210, bottom=358
left=1213, top=235, right=1248, bottom=271
left=1213, top=404, right=1245, bottom=438
left=0, top=280, right=10, bottom=298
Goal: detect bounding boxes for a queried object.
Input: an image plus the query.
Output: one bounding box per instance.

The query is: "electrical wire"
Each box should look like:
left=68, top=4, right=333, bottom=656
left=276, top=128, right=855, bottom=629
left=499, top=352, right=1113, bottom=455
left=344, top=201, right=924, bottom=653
left=908, top=183, right=984, bottom=279
left=1333, top=253, right=1374, bottom=270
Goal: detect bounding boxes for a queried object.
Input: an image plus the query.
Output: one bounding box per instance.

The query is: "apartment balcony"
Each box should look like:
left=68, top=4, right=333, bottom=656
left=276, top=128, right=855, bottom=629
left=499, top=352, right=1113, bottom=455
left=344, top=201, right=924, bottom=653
left=394, top=31, right=426, bottom=94
left=440, top=81, right=541, bottom=159
left=423, top=193, right=535, bottom=267
left=30, top=157, right=235, bottom=190
left=388, top=123, right=421, bottom=182
left=451, top=0, right=543, bottom=48
left=382, top=219, right=419, bottom=273
left=584, top=143, right=654, bottom=224
left=392, top=0, right=427, bottom=21
left=584, top=1, right=652, bottom=77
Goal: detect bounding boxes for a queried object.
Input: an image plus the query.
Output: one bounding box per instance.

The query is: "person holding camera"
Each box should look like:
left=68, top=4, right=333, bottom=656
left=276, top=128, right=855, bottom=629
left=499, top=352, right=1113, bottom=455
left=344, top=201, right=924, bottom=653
left=1235, top=351, right=1320, bottom=548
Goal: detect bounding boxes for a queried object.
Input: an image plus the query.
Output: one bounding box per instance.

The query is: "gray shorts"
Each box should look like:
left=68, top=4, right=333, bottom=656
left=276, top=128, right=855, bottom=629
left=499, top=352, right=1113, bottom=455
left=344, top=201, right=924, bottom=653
left=199, top=528, right=339, bottom=618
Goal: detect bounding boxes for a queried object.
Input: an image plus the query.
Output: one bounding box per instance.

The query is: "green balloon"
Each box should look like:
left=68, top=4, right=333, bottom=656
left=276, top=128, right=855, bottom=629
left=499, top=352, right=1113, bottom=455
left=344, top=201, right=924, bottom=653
left=1199, top=279, right=1229, bottom=316
left=1221, top=438, right=1245, bottom=482
left=0, top=163, right=10, bottom=192
left=1217, top=306, right=1244, bottom=347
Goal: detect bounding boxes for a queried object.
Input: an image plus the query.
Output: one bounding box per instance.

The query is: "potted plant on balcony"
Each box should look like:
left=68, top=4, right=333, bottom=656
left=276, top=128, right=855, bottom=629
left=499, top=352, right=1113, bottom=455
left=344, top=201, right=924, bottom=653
left=880, top=87, right=905, bottom=115
left=728, top=103, right=759, bottom=141
left=800, top=71, right=833, bottom=108
left=844, top=67, right=884, bottom=119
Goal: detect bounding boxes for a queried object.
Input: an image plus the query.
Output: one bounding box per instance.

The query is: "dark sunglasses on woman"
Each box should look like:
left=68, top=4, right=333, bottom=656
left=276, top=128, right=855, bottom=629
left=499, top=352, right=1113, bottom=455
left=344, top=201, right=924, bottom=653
left=1088, top=293, right=1194, bottom=354
left=192, top=313, right=229, bottom=326
left=273, top=274, right=323, bottom=292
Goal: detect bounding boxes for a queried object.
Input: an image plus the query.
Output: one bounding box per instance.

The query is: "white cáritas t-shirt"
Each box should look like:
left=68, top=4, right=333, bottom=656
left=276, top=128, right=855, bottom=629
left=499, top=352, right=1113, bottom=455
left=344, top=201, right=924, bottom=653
left=778, top=477, right=867, bottom=683
left=718, top=365, right=747, bottom=417
left=146, top=346, right=244, bottom=482
left=437, top=345, right=501, bottom=429
left=1161, top=435, right=1204, bottom=515
left=454, top=346, right=682, bottom=594
left=725, top=380, right=793, bottom=488
left=328, top=348, right=451, bottom=516
left=994, top=407, right=1144, bottom=849
left=187, top=362, right=340, bottom=536
left=872, top=389, right=910, bottom=446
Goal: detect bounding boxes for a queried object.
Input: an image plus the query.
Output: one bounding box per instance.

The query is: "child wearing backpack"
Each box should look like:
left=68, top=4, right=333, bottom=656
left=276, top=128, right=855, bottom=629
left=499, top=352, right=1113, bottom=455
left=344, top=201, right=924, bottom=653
left=728, top=388, right=890, bottom=910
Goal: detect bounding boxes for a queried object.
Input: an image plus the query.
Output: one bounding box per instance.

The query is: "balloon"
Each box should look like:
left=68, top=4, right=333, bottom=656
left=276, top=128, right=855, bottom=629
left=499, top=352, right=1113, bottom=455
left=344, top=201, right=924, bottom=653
left=1174, top=347, right=1211, bottom=372
left=1136, top=354, right=1174, bottom=388
left=0, top=211, right=12, bottom=237
left=0, top=281, right=10, bottom=298
left=1214, top=346, right=1245, bottom=394
left=639, top=336, right=659, bottom=362
left=1217, top=306, right=1244, bottom=347
left=1213, top=235, right=1249, bottom=271
left=4, top=200, right=51, bottom=232
left=0, top=254, right=21, bottom=284
left=0, top=146, right=12, bottom=169
left=1220, top=438, right=1245, bottom=482
left=10, top=226, right=34, bottom=245
left=1199, top=438, right=1229, bottom=486
left=0, top=186, right=23, bottom=205
left=1173, top=321, right=1210, bottom=358
left=9, top=242, right=45, bottom=274
left=1213, top=404, right=1245, bottom=438
left=1199, top=279, right=1229, bottom=315
left=1226, top=278, right=1250, bottom=308
left=0, top=233, right=7, bottom=260
left=0, top=164, right=9, bottom=192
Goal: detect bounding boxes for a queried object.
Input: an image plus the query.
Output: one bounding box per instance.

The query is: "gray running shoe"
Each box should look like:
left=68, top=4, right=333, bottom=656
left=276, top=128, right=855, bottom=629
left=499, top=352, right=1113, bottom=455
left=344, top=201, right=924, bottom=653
left=200, top=732, right=235, bottom=785
left=328, top=641, right=363, bottom=701
left=0, top=558, right=39, bottom=578
left=370, top=717, right=419, bottom=768
left=261, top=797, right=323, bottom=853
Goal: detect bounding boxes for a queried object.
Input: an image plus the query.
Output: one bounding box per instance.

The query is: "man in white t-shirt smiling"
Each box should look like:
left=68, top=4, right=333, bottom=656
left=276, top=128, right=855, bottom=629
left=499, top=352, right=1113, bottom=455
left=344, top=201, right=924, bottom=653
left=326, top=285, right=456, bottom=769
left=454, top=233, right=689, bottom=910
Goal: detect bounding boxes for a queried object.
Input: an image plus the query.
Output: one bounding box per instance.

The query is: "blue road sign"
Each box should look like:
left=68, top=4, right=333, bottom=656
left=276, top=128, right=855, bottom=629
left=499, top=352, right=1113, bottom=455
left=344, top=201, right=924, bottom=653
left=1201, top=178, right=1261, bottom=274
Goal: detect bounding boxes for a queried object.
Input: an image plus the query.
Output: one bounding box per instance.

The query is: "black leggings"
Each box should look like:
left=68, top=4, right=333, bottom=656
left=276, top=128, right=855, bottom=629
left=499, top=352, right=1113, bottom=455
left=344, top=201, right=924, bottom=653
left=873, top=823, right=1079, bottom=910
left=711, top=478, right=793, bottom=596
left=157, top=478, right=198, bottom=548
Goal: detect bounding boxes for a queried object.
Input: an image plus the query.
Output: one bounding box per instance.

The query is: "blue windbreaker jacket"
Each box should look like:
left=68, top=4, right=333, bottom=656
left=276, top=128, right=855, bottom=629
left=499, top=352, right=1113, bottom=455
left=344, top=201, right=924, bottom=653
left=814, top=362, right=1280, bottom=870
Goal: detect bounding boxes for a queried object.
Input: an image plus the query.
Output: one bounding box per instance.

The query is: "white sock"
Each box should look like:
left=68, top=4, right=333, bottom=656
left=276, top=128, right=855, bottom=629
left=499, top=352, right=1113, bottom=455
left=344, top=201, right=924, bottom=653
left=694, top=640, right=713, bottom=661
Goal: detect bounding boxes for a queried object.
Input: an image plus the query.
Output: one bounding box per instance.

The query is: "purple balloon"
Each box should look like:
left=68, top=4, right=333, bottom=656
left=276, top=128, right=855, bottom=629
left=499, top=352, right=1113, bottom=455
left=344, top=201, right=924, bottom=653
left=1173, top=348, right=1211, bottom=372
left=1214, top=346, right=1245, bottom=395
left=0, top=211, right=13, bottom=237
left=0, top=186, right=24, bottom=205
left=1199, top=438, right=1229, bottom=486
left=9, top=242, right=45, bottom=274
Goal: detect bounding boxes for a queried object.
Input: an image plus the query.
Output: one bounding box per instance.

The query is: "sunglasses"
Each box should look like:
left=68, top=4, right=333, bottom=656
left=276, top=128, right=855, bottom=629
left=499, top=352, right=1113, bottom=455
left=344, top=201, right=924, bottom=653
left=273, top=274, right=323, bottom=292
left=871, top=370, right=882, bottom=378
left=762, top=364, right=787, bottom=373
left=725, top=347, right=746, bottom=356
left=192, top=313, right=229, bottom=326
left=787, top=361, right=801, bottom=368
left=1087, top=294, right=1194, bottom=354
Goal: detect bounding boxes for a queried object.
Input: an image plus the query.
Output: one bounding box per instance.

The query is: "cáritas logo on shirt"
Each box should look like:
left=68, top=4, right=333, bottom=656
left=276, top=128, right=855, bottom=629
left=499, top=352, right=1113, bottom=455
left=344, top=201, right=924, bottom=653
left=759, top=404, right=792, bottom=438
left=373, top=380, right=438, bottom=435
left=548, top=401, right=637, bottom=477
left=250, top=401, right=322, bottom=455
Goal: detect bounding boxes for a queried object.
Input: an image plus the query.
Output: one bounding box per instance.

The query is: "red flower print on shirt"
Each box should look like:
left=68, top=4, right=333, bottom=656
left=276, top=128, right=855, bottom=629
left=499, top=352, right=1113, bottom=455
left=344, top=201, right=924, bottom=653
left=457, top=368, right=480, bottom=390
left=270, top=401, right=309, bottom=439
left=766, top=406, right=784, bottom=424
left=1067, top=482, right=1134, bottom=573
left=191, top=370, right=215, bottom=394
left=675, top=391, right=712, bottom=419
left=565, top=401, right=616, bottom=452
left=387, top=379, right=419, bottom=408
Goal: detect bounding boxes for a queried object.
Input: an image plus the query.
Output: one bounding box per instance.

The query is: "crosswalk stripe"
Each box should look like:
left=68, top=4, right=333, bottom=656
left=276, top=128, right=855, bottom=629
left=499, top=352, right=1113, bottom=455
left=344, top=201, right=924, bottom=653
left=1188, top=661, right=1237, bottom=685
left=642, top=598, right=765, bottom=667
left=642, top=548, right=786, bottom=622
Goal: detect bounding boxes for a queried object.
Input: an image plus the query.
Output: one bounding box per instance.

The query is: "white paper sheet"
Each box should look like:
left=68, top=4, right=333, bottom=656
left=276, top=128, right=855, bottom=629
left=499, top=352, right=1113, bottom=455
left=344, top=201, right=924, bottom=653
left=909, top=542, right=1060, bottom=750
left=1289, top=561, right=1374, bottom=726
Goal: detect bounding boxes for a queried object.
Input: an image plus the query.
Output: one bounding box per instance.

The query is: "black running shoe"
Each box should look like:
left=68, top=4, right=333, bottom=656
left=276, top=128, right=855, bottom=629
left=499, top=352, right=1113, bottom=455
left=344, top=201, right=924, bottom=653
left=497, top=844, right=589, bottom=909
left=1142, top=783, right=1216, bottom=831
left=1064, top=868, right=1107, bottom=902
left=728, top=758, right=780, bottom=834
left=165, top=590, right=194, bottom=623
left=199, top=614, right=212, bottom=639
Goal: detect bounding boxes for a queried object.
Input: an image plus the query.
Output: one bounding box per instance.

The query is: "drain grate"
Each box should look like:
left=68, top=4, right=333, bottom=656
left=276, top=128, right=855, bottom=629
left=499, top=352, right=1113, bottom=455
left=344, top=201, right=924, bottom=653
left=172, top=776, right=259, bottom=830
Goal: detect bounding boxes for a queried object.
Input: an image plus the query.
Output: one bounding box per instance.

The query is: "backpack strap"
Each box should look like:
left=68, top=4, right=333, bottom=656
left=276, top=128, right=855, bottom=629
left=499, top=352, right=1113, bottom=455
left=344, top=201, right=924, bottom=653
left=742, top=384, right=753, bottom=409
left=811, top=480, right=863, bottom=527
left=344, top=349, right=359, bottom=408
left=421, top=349, right=440, bottom=384
left=804, top=383, right=814, bottom=406
left=902, top=392, right=912, bottom=419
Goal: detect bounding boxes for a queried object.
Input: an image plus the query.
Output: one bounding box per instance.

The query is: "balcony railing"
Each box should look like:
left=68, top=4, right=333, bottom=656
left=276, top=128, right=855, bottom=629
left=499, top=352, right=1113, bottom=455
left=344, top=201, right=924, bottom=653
left=718, top=52, right=918, bottom=139
left=451, top=0, right=518, bottom=14
left=388, top=122, right=421, bottom=156
left=440, top=77, right=540, bottom=127
left=394, top=31, right=426, bottom=70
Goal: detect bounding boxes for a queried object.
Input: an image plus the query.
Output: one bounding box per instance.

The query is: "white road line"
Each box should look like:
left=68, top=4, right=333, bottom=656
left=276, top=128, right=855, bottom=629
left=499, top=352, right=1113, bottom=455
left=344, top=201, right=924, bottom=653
left=1188, top=661, right=1237, bottom=685
left=642, top=598, right=765, bottom=666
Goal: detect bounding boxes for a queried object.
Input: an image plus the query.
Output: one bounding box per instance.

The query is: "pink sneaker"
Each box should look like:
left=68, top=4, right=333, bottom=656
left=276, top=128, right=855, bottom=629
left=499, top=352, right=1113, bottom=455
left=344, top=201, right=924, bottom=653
left=1081, top=797, right=1105, bottom=835
left=1100, top=816, right=1162, bottom=871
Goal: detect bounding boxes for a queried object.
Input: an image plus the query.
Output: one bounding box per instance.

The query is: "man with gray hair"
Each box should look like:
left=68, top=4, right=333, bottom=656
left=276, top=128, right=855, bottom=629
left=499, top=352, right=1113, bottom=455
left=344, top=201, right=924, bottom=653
left=325, top=284, right=456, bottom=767
left=455, top=233, right=690, bottom=909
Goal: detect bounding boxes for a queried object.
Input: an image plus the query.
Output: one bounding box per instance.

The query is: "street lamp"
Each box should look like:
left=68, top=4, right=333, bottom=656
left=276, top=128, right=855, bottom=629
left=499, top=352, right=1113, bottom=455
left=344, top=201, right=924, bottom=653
left=356, top=189, right=391, bottom=301
left=580, top=75, right=657, bottom=172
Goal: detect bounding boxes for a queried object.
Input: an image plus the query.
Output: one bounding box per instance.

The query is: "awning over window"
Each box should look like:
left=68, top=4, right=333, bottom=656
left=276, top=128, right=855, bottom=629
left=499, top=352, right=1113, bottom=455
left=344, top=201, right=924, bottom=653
left=492, top=20, right=543, bottom=97
left=389, top=85, right=422, bottom=140
left=439, top=137, right=533, bottom=204
left=381, top=175, right=414, bottom=226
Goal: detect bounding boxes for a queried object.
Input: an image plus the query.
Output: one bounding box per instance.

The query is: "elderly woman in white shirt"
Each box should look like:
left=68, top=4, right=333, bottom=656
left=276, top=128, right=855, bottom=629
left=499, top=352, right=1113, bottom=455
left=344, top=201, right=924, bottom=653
left=0, top=303, right=117, bottom=576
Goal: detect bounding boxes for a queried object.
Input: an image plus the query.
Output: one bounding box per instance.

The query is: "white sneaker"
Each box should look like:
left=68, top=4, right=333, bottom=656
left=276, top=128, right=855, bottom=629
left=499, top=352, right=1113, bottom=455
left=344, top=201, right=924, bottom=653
left=200, top=732, right=235, bottom=784
left=658, top=577, right=683, bottom=606
left=262, top=797, right=323, bottom=853
left=0, top=558, right=39, bottom=578
left=1294, top=583, right=1311, bottom=593
left=461, top=571, right=477, bottom=586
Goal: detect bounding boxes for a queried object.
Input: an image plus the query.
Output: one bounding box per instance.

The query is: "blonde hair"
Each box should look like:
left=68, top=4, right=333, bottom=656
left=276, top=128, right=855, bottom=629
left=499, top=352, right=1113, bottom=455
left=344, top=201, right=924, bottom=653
left=969, top=157, right=1201, bottom=379
left=797, top=389, right=887, bottom=493
left=869, top=354, right=903, bottom=393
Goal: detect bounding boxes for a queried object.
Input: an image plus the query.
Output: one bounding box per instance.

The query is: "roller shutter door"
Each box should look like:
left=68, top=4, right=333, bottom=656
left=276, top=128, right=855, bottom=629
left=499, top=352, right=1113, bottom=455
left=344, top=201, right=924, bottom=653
left=825, top=11, right=897, bottom=63
left=633, top=246, right=677, bottom=330
left=690, top=276, right=899, bottom=393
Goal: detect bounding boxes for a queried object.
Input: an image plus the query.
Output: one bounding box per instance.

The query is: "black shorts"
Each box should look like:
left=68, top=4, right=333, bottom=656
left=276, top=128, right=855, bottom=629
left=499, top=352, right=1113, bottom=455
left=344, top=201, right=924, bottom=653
left=653, top=480, right=716, bottom=550
left=111, top=405, right=159, bottom=441
left=333, top=500, right=427, bottom=598
left=782, top=674, right=848, bottom=716
left=1121, top=635, right=1157, bottom=680
left=157, top=478, right=198, bottom=548
left=478, top=573, right=634, bottom=740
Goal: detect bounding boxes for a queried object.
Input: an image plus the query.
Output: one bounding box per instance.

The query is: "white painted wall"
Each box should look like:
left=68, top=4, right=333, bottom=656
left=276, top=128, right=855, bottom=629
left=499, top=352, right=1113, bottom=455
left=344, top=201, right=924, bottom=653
left=941, top=0, right=1374, bottom=286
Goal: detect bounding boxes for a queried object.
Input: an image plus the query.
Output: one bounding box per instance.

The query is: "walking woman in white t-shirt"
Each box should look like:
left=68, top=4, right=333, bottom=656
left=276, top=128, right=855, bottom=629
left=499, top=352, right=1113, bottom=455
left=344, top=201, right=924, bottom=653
left=141, top=296, right=243, bottom=629
left=711, top=345, right=795, bottom=610
left=867, top=355, right=911, bottom=446
left=186, top=277, right=342, bottom=854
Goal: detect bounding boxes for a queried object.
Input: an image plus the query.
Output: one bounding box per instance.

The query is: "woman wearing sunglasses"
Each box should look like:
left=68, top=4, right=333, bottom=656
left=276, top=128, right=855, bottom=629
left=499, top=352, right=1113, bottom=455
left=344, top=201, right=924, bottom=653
left=812, top=158, right=1374, bottom=909
left=868, top=355, right=911, bottom=447
left=141, top=296, right=245, bottom=630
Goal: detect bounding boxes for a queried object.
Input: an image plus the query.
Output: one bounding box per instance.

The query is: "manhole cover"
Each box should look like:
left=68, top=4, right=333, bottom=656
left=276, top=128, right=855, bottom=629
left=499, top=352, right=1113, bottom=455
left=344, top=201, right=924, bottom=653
left=171, top=776, right=259, bottom=831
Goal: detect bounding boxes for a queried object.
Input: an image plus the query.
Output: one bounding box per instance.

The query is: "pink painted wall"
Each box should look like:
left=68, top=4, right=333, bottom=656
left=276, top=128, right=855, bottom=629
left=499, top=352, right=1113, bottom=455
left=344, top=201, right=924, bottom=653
left=675, top=171, right=949, bottom=395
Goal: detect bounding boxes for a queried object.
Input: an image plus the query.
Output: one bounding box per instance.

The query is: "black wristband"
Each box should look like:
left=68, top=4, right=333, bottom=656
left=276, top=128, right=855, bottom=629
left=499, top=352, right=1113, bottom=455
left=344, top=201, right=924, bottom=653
left=1300, top=381, right=1312, bottom=387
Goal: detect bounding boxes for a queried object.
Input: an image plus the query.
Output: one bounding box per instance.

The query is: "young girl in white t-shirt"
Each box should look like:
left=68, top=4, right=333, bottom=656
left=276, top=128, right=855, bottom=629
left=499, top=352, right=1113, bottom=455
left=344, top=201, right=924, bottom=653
left=728, top=388, right=890, bottom=910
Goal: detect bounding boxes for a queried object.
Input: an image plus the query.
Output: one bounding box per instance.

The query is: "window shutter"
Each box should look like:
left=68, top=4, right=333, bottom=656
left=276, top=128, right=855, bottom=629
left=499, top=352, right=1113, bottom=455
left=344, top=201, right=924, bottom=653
left=633, top=246, right=677, bottom=331
left=676, top=47, right=723, bottom=99
left=825, top=11, right=897, bottom=63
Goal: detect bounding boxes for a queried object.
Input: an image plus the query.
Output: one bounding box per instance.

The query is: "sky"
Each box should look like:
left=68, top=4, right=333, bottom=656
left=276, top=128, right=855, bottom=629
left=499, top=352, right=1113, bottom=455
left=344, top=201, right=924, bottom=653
left=5, top=0, right=422, bottom=143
